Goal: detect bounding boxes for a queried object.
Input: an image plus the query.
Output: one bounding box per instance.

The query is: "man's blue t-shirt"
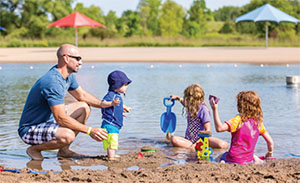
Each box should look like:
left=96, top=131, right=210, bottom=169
left=101, top=91, right=124, bottom=129
left=18, top=65, right=79, bottom=138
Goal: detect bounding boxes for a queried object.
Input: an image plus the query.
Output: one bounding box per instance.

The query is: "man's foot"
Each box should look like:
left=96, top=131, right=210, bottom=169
left=57, top=149, right=84, bottom=158
left=26, top=146, right=44, bottom=161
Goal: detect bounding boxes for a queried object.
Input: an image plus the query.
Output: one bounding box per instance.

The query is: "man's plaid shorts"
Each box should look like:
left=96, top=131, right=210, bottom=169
left=22, top=122, right=59, bottom=145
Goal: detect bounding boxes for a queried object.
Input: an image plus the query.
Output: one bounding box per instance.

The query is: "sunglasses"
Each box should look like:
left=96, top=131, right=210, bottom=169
left=63, top=54, right=82, bottom=61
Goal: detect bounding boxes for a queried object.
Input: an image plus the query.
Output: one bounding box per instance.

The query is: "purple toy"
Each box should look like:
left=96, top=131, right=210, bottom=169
left=209, top=95, right=220, bottom=104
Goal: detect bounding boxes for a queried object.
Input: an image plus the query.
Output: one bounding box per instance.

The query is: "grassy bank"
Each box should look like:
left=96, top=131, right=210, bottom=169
left=0, top=34, right=299, bottom=48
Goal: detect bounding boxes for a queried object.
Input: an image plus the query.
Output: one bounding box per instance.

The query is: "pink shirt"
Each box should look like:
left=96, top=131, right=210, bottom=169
left=225, top=115, right=266, bottom=164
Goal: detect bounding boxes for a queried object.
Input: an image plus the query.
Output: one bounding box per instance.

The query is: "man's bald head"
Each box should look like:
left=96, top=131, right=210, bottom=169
left=57, top=44, right=79, bottom=61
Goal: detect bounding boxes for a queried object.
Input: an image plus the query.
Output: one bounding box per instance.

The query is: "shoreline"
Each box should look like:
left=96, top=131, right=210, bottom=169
left=0, top=47, right=299, bottom=64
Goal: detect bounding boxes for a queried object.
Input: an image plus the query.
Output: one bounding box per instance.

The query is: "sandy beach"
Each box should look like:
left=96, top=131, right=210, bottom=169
left=0, top=47, right=299, bottom=64
left=0, top=151, right=300, bottom=182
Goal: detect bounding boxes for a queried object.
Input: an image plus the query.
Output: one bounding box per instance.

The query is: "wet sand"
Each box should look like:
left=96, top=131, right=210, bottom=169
left=0, top=151, right=300, bottom=182
left=0, top=47, right=299, bottom=64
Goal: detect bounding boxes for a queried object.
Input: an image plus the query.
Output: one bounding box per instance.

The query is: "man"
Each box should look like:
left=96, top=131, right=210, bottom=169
left=18, top=44, right=118, bottom=160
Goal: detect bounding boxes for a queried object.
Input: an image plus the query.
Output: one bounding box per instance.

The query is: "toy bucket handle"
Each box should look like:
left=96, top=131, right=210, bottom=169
left=163, top=97, right=175, bottom=107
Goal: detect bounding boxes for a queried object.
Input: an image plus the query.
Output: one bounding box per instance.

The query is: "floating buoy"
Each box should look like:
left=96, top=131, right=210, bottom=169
left=286, top=75, right=300, bottom=85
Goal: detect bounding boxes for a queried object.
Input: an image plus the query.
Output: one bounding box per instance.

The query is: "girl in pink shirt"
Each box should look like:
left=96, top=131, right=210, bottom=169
left=209, top=90, right=274, bottom=164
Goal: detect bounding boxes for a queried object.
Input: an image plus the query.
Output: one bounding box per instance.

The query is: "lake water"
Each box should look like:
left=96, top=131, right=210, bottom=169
left=0, top=62, right=299, bottom=171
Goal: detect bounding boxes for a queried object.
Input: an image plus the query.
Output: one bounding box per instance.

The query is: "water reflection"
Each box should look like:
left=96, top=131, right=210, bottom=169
left=0, top=76, right=40, bottom=149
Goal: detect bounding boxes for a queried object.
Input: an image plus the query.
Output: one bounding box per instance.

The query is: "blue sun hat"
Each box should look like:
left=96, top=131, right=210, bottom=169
left=108, top=70, right=132, bottom=91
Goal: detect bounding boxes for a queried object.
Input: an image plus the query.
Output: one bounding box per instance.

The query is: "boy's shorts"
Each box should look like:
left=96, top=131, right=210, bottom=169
left=101, top=122, right=120, bottom=150
left=22, top=122, right=59, bottom=145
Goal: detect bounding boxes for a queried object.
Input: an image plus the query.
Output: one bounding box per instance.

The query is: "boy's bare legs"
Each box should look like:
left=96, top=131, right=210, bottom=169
left=107, top=147, right=119, bottom=160
left=26, top=102, right=90, bottom=160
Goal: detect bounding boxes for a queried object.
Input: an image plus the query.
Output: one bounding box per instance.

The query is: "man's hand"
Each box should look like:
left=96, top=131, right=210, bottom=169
left=111, top=98, right=120, bottom=106
left=89, top=128, right=108, bottom=142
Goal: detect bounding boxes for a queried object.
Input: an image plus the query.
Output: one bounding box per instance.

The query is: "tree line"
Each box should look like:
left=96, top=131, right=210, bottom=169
left=0, top=0, right=299, bottom=41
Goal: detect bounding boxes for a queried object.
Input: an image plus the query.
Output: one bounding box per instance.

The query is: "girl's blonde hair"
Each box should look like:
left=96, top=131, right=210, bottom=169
left=237, top=91, right=263, bottom=124
left=183, top=84, right=205, bottom=119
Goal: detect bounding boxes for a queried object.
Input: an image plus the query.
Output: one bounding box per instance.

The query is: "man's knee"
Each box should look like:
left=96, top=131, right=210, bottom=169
left=57, top=128, right=75, bottom=145
left=77, top=102, right=91, bottom=116
left=67, top=101, right=90, bottom=123
left=79, top=102, right=90, bottom=123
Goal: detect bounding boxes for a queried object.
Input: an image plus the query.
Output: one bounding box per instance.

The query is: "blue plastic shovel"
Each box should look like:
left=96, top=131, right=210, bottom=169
left=160, top=97, right=176, bottom=133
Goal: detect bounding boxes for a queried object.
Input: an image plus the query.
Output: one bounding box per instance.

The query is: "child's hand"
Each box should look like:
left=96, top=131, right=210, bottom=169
left=111, top=98, right=120, bottom=106
left=209, top=98, right=218, bottom=110
left=170, top=95, right=180, bottom=101
left=123, top=105, right=131, bottom=117
left=123, top=106, right=131, bottom=113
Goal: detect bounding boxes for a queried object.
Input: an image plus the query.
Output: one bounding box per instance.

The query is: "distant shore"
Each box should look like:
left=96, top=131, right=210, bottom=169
left=0, top=47, right=299, bottom=64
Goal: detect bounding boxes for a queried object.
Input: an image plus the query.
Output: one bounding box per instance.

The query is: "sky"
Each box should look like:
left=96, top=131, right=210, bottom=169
left=75, top=0, right=250, bottom=17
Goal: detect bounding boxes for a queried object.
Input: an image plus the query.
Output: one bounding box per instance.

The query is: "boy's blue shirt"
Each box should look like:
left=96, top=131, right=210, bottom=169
left=101, top=91, right=124, bottom=129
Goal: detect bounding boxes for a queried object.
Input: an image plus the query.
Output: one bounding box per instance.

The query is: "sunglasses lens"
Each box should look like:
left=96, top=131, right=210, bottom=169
left=64, top=55, right=81, bottom=61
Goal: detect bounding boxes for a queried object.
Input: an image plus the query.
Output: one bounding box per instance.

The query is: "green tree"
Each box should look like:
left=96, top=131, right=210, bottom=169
left=43, top=0, right=73, bottom=21
left=104, top=10, right=119, bottom=37
left=219, top=21, right=235, bottom=34
left=20, top=0, right=51, bottom=38
left=183, top=0, right=210, bottom=37
left=0, top=0, right=23, bottom=36
left=90, top=10, right=119, bottom=39
left=117, top=10, right=143, bottom=37
left=43, top=0, right=73, bottom=38
left=138, top=0, right=161, bottom=36
left=213, top=6, right=242, bottom=21
left=158, top=0, right=184, bottom=37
